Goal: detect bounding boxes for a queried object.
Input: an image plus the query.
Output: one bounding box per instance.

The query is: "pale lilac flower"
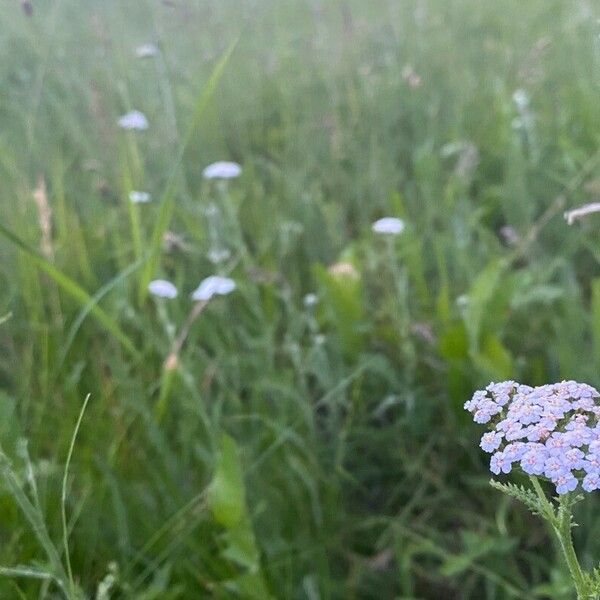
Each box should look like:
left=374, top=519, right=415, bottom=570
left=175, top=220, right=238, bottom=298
left=544, top=455, right=569, bottom=480
left=202, top=161, right=242, bottom=180
left=136, top=43, right=159, bottom=59
left=191, top=276, right=236, bottom=302
left=546, top=433, right=570, bottom=455
left=582, top=454, right=600, bottom=474
left=520, top=445, right=547, bottom=475
left=589, top=439, right=600, bottom=454
left=303, top=293, right=319, bottom=308
left=583, top=473, right=600, bottom=492
left=503, top=442, right=528, bottom=463
left=555, top=474, right=578, bottom=495
left=513, top=89, right=530, bottom=110
left=480, top=432, right=503, bottom=453
left=129, top=191, right=151, bottom=204
left=118, top=110, right=149, bottom=131
left=466, top=380, right=600, bottom=494
left=564, top=448, right=585, bottom=470
left=148, top=279, right=178, bottom=299
left=490, top=451, right=512, bottom=475
left=371, top=217, right=405, bottom=235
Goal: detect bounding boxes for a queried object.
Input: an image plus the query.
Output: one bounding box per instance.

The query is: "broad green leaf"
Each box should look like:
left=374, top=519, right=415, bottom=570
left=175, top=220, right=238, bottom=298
left=315, top=263, right=365, bottom=359
left=473, top=333, right=514, bottom=381
left=221, top=522, right=260, bottom=569
left=438, top=323, right=469, bottom=360
left=223, top=571, right=273, bottom=600
left=210, top=434, right=245, bottom=529
left=463, top=258, right=508, bottom=354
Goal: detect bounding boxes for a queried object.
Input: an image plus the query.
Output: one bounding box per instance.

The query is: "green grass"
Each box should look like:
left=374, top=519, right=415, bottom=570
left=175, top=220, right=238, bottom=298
left=0, top=0, right=599, bottom=598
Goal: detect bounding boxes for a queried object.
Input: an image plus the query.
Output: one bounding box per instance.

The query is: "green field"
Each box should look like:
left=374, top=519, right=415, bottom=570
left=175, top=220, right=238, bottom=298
left=1, top=1, right=600, bottom=598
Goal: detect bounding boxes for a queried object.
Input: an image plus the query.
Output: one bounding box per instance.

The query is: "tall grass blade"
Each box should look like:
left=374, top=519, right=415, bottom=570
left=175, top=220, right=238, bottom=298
left=0, top=222, right=139, bottom=358
left=0, top=448, right=68, bottom=590
left=57, top=258, right=145, bottom=370
left=61, top=394, right=91, bottom=598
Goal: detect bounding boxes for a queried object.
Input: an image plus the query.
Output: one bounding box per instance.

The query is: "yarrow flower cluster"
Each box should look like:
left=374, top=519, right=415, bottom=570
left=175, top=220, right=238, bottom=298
left=148, top=276, right=236, bottom=302
left=371, top=217, right=405, bottom=235
left=117, top=110, right=149, bottom=131
left=465, top=380, right=600, bottom=494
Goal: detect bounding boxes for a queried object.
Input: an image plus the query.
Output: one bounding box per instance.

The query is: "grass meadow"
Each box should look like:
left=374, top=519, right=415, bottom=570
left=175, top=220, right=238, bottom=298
left=1, top=0, right=600, bottom=598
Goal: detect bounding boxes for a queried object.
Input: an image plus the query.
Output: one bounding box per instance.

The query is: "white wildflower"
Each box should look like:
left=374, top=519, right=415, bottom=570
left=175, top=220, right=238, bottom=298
left=303, top=293, right=318, bottom=308
left=148, top=279, right=178, bottom=299
left=202, top=161, right=242, bottom=180
left=372, top=217, right=405, bottom=235
left=191, top=276, right=236, bottom=302
left=135, top=43, right=159, bottom=59
left=513, top=89, right=530, bottom=110
left=118, top=110, right=149, bottom=131
left=129, top=191, right=151, bottom=204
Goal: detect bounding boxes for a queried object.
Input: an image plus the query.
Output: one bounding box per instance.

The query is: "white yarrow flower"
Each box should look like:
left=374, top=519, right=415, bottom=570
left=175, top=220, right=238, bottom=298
left=118, top=110, right=149, bottom=131
left=202, top=161, right=242, bottom=180
left=129, top=191, right=151, bottom=204
left=303, top=293, right=319, bottom=308
left=135, top=43, right=159, bottom=59
left=191, top=276, right=236, bottom=302
left=148, top=279, right=178, bottom=299
left=512, top=89, right=530, bottom=110
left=372, top=217, right=405, bottom=235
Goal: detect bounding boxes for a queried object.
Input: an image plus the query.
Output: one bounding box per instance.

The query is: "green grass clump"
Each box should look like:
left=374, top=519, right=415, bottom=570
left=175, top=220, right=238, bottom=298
left=0, top=0, right=599, bottom=598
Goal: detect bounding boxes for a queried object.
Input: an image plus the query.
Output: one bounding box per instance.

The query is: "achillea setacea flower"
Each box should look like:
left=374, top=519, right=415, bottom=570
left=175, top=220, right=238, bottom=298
left=202, top=161, right=242, bottom=180
left=118, top=110, right=149, bottom=131
left=371, top=217, right=405, bottom=235
left=465, top=380, right=600, bottom=494
left=191, top=276, right=236, bottom=302
left=148, top=279, right=178, bottom=299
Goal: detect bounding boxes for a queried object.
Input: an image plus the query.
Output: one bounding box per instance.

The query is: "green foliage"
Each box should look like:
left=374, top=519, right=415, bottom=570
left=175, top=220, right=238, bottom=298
left=0, top=0, right=599, bottom=598
left=490, top=479, right=551, bottom=521
left=210, top=434, right=246, bottom=529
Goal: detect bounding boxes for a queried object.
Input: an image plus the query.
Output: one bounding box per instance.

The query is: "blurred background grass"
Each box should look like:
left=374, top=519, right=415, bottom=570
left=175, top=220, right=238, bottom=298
left=0, top=0, right=599, bottom=598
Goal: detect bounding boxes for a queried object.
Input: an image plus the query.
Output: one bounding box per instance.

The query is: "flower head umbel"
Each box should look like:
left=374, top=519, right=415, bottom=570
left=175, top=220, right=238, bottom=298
left=118, top=110, right=149, bottom=131
left=372, top=217, right=405, bottom=235
left=191, top=276, right=236, bottom=302
left=136, top=43, right=159, bottom=59
left=129, top=191, right=151, bottom=204
left=148, top=279, right=178, bottom=299
left=465, top=380, right=600, bottom=494
left=202, top=161, right=242, bottom=180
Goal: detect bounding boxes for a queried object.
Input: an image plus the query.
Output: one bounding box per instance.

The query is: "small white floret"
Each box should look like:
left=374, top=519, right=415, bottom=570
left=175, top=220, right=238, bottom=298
left=372, top=217, right=405, bottom=235
left=118, top=110, right=149, bottom=131
left=136, top=43, right=159, bottom=59
left=148, top=279, right=178, bottom=299
left=202, top=161, right=242, bottom=180
left=191, top=276, right=236, bottom=302
left=129, top=191, right=151, bottom=204
left=303, top=293, right=318, bottom=308
left=512, top=89, right=530, bottom=110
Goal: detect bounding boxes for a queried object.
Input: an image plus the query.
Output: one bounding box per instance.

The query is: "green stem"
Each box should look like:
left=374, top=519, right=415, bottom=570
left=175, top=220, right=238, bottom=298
left=530, top=478, right=588, bottom=599
left=530, top=477, right=553, bottom=516
left=555, top=495, right=587, bottom=599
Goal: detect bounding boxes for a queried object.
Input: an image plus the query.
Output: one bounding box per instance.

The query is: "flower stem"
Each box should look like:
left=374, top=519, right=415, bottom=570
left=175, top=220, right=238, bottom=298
left=555, top=495, right=587, bottom=599
left=530, top=478, right=588, bottom=599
